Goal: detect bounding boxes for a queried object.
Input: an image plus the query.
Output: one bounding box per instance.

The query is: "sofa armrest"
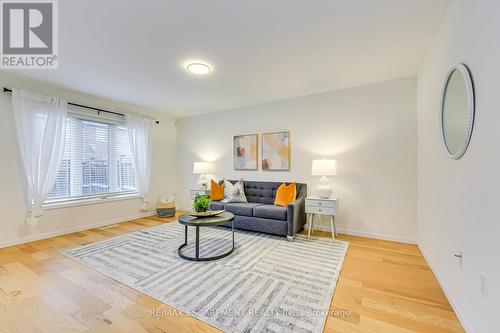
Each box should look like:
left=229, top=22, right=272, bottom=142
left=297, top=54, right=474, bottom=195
left=286, top=190, right=307, bottom=236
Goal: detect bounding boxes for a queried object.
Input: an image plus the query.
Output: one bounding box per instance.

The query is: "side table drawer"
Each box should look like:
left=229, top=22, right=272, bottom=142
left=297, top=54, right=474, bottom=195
left=305, top=205, right=335, bottom=215
left=305, top=198, right=336, bottom=208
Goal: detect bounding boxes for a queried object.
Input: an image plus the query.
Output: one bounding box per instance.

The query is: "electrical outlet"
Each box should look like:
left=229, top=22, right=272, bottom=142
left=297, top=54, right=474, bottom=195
left=480, top=273, right=489, bottom=298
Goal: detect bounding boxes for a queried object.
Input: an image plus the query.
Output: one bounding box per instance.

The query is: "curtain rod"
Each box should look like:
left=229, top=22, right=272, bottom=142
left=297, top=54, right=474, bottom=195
left=3, top=87, right=160, bottom=124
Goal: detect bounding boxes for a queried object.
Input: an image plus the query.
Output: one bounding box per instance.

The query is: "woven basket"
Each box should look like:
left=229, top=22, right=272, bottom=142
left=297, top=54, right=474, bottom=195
left=156, top=202, right=176, bottom=218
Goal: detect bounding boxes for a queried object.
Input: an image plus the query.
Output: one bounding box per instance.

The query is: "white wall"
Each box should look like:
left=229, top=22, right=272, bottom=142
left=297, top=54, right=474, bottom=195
left=0, top=73, right=177, bottom=248
left=417, top=1, right=500, bottom=332
left=177, top=77, right=417, bottom=243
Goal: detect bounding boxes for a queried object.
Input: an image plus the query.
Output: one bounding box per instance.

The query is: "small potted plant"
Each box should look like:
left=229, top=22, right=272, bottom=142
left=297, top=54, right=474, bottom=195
left=193, top=194, right=211, bottom=212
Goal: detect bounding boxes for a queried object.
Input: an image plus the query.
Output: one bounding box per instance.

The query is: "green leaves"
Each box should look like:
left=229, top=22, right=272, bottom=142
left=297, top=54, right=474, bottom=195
left=193, top=194, right=211, bottom=212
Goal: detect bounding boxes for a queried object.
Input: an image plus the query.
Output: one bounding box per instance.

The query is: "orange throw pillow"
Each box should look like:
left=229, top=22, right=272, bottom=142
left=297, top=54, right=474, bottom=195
left=274, top=183, right=297, bottom=207
left=210, top=180, right=224, bottom=201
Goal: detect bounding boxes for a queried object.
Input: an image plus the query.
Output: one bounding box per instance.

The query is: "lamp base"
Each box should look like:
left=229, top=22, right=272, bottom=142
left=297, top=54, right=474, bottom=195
left=197, top=174, right=208, bottom=190
left=316, top=185, right=332, bottom=199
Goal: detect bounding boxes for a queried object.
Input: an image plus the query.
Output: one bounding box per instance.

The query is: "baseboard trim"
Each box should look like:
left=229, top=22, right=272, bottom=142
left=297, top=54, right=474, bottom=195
left=180, top=208, right=416, bottom=244
left=0, top=212, right=154, bottom=249
left=313, top=225, right=417, bottom=244
left=418, top=244, right=473, bottom=333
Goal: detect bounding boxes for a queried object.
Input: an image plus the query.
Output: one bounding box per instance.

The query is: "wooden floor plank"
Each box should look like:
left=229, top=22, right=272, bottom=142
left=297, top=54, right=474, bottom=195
left=0, top=212, right=465, bottom=333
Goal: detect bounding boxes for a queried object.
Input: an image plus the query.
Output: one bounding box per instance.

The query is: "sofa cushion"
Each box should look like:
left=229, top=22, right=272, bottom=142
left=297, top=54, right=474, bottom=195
left=210, top=179, right=224, bottom=201
left=243, top=181, right=277, bottom=205
left=221, top=215, right=287, bottom=236
left=253, top=205, right=287, bottom=221
left=274, top=183, right=297, bottom=207
left=209, top=201, right=225, bottom=210
left=224, top=202, right=263, bottom=217
left=222, top=178, right=248, bottom=203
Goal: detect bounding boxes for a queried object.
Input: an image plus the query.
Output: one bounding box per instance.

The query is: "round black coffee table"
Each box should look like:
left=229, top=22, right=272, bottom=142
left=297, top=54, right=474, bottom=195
left=177, top=212, right=235, bottom=261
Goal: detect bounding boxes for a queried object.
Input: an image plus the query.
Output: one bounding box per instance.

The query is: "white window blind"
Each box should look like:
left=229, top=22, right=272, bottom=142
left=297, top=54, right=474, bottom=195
left=47, top=106, right=137, bottom=203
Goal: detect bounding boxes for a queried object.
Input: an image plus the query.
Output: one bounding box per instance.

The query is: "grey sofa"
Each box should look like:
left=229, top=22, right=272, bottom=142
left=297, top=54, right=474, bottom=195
left=209, top=180, right=307, bottom=240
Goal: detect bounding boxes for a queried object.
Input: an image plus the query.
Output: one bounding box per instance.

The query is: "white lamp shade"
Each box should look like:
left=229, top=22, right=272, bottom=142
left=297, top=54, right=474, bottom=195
left=193, top=162, right=210, bottom=174
left=311, top=159, right=337, bottom=176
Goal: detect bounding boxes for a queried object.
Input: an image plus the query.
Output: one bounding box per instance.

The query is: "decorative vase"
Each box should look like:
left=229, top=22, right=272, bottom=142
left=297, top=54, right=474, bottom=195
left=195, top=207, right=207, bottom=213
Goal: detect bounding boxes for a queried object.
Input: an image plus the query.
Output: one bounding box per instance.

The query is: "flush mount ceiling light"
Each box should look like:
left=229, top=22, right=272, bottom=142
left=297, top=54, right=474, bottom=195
left=186, top=62, right=211, bottom=75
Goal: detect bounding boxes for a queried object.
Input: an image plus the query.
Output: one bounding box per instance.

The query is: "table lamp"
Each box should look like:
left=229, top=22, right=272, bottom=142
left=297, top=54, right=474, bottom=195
left=193, top=162, right=210, bottom=190
left=311, top=159, right=337, bottom=198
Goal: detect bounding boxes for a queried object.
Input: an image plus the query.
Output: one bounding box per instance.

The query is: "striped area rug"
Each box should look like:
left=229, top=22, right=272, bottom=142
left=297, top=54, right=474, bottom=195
left=64, top=221, right=348, bottom=333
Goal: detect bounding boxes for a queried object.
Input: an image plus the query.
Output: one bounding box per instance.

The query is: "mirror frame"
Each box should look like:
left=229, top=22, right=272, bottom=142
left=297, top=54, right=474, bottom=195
left=439, top=63, right=475, bottom=160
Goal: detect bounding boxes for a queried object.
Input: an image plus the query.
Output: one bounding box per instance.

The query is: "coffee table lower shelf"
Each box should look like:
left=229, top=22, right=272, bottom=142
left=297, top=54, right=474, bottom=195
left=177, top=223, right=235, bottom=262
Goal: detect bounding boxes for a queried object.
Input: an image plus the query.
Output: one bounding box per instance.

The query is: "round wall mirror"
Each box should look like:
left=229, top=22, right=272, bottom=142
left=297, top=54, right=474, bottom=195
left=440, top=64, right=475, bottom=159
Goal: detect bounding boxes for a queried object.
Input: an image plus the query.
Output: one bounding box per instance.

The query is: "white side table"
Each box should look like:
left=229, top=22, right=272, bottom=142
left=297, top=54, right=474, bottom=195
left=305, top=196, right=338, bottom=239
left=190, top=189, right=208, bottom=200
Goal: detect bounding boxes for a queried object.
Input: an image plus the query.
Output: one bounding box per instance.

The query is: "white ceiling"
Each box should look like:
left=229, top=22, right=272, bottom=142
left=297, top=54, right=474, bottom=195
left=6, top=0, right=450, bottom=117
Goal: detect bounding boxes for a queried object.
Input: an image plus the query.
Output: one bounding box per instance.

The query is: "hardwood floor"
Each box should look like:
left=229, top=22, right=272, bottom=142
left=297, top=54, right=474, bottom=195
left=0, top=212, right=465, bottom=333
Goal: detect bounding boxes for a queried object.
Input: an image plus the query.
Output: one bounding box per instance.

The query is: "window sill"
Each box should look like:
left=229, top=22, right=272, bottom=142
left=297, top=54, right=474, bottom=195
left=43, top=193, right=142, bottom=210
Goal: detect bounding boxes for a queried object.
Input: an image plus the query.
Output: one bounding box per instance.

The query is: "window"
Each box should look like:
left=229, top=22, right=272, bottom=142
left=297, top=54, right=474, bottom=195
left=47, top=106, right=137, bottom=203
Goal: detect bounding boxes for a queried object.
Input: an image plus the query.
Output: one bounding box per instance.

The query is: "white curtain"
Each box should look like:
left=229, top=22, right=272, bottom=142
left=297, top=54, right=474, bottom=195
left=12, top=89, right=68, bottom=228
left=126, top=113, right=153, bottom=211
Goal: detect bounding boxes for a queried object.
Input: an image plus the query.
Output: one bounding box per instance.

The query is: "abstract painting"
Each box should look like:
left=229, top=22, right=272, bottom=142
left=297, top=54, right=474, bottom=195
left=233, top=134, right=258, bottom=170
left=262, top=131, right=290, bottom=171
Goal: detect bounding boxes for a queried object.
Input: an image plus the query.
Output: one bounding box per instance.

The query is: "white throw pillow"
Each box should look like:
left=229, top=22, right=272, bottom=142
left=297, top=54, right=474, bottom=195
left=222, top=179, right=248, bottom=203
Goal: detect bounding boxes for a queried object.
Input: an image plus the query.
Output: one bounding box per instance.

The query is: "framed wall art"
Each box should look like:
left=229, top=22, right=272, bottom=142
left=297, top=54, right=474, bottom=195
left=262, top=131, right=290, bottom=171
left=233, top=134, right=258, bottom=170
